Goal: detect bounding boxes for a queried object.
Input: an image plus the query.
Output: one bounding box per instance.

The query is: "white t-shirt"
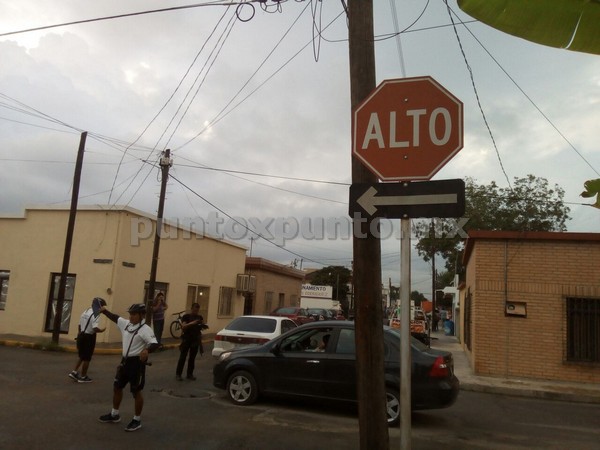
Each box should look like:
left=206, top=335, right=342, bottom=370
left=79, top=308, right=101, bottom=335
left=117, top=317, right=158, bottom=357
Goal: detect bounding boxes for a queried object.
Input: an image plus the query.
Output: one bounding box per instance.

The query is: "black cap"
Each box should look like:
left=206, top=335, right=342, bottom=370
left=127, top=303, right=146, bottom=314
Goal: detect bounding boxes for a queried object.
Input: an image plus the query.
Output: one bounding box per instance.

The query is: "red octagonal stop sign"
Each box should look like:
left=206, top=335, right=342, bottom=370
left=352, top=76, right=463, bottom=181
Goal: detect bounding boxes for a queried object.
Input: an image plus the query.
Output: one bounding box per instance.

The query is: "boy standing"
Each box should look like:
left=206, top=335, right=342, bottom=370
left=97, top=303, right=159, bottom=432
left=69, top=297, right=106, bottom=383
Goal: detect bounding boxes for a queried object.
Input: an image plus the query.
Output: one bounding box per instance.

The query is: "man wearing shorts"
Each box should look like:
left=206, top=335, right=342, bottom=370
left=69, top=297, right=106, bottom=383
left=97, top=303, right=159, bottom=432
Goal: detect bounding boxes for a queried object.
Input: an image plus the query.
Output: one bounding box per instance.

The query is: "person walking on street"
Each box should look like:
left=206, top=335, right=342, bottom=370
left=432, top=309, right=439, bottom=332
left=97, top=303, right=159, bottom=432
left=176, top=303, right=208, bottom=381
left=151, top=292, right=168, bottom=346
left=69, top=297, right=106, bottom=383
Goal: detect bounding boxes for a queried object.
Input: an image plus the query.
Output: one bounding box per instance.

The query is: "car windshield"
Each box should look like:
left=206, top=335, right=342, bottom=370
left=275, top=307, right=298, bottom=315
left=225, top=317, right=277, bottom=333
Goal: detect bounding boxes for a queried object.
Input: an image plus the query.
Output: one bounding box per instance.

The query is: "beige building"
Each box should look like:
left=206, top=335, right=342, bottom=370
left=242, top=257, right=304, bottom=315
left=0, top=206, right=248, bottom=343
left=460, top=230, right=600, bottom=384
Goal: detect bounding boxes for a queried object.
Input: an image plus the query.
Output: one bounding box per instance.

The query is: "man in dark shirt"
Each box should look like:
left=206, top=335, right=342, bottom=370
left=176, top=303, right=208, bottom=381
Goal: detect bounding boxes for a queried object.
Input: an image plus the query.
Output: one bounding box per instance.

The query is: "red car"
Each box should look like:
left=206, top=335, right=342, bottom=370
left=270, top=307, right=314, bottom=325
left=329, top=309, right=346, bottom=320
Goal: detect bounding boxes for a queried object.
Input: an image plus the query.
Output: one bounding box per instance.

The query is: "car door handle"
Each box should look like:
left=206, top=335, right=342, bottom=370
left=306, top=360, right=320, bottom=364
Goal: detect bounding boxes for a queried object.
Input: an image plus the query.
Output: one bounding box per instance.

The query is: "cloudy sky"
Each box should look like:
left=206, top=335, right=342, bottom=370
left=1, top=0, right=599, bottom=297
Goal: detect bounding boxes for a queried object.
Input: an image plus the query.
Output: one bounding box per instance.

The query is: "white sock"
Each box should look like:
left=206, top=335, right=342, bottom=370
left=112, top=409, right=119, bottom=416
left=133, top=415, right=141, bottom=421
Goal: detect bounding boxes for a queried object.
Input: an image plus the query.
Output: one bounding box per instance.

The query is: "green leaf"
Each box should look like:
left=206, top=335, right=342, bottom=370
left=580, top=178, right=600, bottom=209
left=458, top=0, right=600, bottom=55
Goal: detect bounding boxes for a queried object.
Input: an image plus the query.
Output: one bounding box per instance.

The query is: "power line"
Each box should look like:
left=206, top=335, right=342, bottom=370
left=161, top=10, right=239, bottom=150
left=444, top=0, right=512, bottom=190
left=174, top=5, right=345, bottom=151
left=0, top=1, right=254, bottom=38
left=446, top=5, right=599, bottom=178
left=107, top=4, right=237, bottom=207
left=174, top=157, right=349, bottom=185
left=168, top=172, right=332, bottom=267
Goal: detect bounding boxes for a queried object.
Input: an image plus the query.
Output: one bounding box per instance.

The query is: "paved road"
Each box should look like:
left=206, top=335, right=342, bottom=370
left=2, top=345, right=599, bottom=450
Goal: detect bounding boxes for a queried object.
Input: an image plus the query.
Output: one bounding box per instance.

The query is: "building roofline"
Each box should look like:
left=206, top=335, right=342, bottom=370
left=2, top=204, right=248, bottom=251
left=246, top=257, right=305, bottom=279
left=463, top=230, right=600, bottom=266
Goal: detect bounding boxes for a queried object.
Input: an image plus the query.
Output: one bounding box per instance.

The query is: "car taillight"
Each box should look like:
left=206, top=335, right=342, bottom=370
left=429, top=356, right=450, bottom=377
left=214, top=335, right=224, bottom=341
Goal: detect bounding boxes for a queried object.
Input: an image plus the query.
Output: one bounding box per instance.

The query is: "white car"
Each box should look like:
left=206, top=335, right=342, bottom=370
left=211, top=315, right=298, bottom=357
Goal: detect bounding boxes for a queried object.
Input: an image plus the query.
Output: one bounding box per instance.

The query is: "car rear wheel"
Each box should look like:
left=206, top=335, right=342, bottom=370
left=227, top=370, right=258, bottom=405
left=386, top=386, right=400, bottom=426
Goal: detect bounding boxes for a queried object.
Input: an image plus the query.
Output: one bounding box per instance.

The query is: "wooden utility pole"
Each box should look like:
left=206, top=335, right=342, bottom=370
left=348, top=1, right=389, bottom=449
left=52, top=132, right=87, bottom=344
left=145, top=149, right=172, bottom=324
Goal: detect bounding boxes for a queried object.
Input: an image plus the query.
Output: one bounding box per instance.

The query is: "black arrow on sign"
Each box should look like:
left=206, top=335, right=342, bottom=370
left=349, top=179, right=465, bottom=219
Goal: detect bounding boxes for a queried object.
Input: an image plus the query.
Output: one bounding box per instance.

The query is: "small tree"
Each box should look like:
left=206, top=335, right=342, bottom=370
left=308, top=266, right=352, bottom=314
left=410, top=290, right=426, bottom=306
left=415, top=175, right=571, bottom=274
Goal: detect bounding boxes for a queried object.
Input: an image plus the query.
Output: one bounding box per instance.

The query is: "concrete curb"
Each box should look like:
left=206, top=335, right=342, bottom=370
left=0, top=339, right=199, bottom=355
left=460, top=380, right=600, bottom=404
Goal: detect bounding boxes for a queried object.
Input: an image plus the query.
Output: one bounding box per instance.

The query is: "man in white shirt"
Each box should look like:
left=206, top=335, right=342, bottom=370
left=97, top=302, right=159, bottom=432
left=69, top=297, right=106, bottom=383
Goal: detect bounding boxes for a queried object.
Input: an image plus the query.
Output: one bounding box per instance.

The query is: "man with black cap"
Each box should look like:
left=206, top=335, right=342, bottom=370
left=97, top=302, right=159, bottom=432
left=69, top=297, right=106, bottom=383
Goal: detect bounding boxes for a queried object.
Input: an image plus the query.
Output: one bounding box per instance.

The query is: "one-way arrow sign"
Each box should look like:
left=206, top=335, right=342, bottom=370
left=349, top=179, right=465, bottom=219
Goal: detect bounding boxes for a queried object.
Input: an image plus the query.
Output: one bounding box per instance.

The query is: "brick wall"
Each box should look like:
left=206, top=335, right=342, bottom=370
left=464, top=235, right=600, bottom=384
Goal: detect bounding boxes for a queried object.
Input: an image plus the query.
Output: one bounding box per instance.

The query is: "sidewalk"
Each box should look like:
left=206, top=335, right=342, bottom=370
left=2, top=331, right=600, bottom=405
left=429, top=329, right=600, bottom=404
left=0, top=333, right=199, bottom=355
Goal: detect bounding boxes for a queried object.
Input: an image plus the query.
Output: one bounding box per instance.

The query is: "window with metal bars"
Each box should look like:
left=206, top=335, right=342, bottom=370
left=566, top=297, right=600, bottom=363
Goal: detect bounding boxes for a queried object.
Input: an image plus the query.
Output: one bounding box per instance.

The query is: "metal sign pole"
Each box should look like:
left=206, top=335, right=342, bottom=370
left=400, top=217, right=412, bottom=449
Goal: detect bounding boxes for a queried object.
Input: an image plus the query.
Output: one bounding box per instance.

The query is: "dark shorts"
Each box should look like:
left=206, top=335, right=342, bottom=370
left=114, top=356, right=146, bottom=395
left=76, top=333, right=97, bottom=361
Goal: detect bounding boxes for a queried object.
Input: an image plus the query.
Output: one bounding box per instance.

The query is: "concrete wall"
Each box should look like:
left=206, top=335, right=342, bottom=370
left=0, top=207, right=247, bottom=343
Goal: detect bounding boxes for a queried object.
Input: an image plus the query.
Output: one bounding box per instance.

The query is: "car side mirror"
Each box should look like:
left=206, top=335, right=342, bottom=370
left=271, top=343, right=282, bottom=356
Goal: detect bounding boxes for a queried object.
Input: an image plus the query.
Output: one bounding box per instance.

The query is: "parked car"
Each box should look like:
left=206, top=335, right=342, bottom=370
left=389, top=310, right=430, bottom=345
left=212, top=315, right=298, bottom=357
left=307, top=308, right=330, bottom=321
left=213, top=321, right=459, bottom=426
left=329, top=309, right=346, bottom=320
left=270, top=306, right=314, bottom=325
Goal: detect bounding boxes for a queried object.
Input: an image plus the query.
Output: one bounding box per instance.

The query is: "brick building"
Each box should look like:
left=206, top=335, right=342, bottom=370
left=242, top=257, right=304, bottom=315
left=460, top=230, right=600, bottom=384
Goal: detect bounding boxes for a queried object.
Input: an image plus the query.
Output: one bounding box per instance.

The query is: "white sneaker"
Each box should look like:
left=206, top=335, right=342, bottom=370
left=68, top=371, right=80, bottom=381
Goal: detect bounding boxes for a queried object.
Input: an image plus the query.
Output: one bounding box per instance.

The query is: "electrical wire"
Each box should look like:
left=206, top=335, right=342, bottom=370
left=168, top=171, right=332, bottom=266
left=107, top=4, right=236, bottom=207
left=174, top=4, right=342, bottom=151
left=174, top=156, right=349, bottom=185
left=161, top=10, right=238, bottom=150
left=445, top=5, right=599, bottom=178
left=0, top=1, right=256, bottom=38
left=444, top=0, right=512, bottom=189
